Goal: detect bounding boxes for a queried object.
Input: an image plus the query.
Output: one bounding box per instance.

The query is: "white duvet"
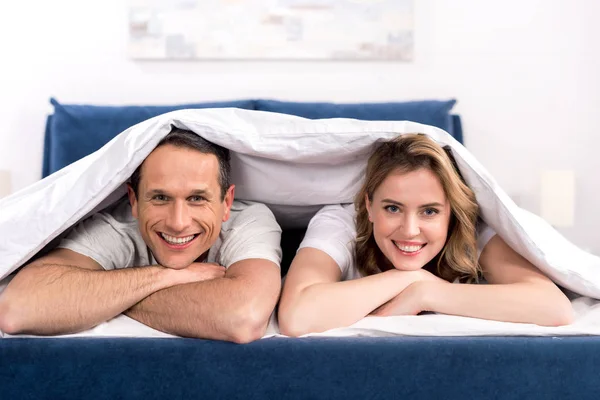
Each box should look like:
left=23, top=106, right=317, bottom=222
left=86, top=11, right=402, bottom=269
left=1, top=108, right=599, bottom=339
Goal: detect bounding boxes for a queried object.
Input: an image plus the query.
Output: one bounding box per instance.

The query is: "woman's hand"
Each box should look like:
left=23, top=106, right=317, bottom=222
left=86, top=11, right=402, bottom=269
left=371, top=279, right=446, bottom=317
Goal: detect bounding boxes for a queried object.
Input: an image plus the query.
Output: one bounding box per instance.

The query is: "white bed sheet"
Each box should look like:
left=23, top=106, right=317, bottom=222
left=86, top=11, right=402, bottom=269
left=2, top=295, right=598, bottom=339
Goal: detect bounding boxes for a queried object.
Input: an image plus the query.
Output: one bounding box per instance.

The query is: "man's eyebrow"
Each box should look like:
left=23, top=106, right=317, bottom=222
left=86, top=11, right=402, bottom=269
left=146, top=189, right=169, bottom=197
left=145, top=189, right=213, bottom=197
left=189, top=189, right=211, bottom=197
left=381, top=199, right=445, bottom=208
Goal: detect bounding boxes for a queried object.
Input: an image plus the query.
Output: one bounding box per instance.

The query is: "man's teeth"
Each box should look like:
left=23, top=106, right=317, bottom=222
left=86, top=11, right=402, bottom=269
left=161, top=233, right=195, bottom=245
left=394, top=242, right=425, bottom=253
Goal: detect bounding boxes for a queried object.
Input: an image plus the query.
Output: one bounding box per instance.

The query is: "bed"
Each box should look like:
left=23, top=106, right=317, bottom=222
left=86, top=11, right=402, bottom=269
left=2, top=336, right=599, bottom=399
left=1, top=98, right=599, bottom=400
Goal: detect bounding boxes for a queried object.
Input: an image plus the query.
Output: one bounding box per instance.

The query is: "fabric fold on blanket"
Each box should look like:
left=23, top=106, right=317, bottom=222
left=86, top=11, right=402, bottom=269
left=1, top=108, right=599, bottom=338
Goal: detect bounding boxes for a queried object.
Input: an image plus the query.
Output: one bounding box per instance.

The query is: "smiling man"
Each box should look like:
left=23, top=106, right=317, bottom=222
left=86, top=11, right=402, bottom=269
left=0, top=128, right=282, bottom=343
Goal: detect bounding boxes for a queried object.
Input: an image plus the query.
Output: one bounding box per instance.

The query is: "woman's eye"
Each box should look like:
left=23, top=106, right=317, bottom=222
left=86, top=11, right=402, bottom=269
left=423, top=208, right=439, bottom=216
left=384, top=205, right=400, bottom=213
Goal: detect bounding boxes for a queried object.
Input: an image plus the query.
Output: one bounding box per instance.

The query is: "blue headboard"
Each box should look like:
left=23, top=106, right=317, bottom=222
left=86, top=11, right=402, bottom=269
left=42, top=98, right=462, bottom=177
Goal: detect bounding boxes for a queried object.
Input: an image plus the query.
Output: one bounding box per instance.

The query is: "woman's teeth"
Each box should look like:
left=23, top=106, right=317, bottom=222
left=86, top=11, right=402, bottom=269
left=394, top=242, right=425, bottom=253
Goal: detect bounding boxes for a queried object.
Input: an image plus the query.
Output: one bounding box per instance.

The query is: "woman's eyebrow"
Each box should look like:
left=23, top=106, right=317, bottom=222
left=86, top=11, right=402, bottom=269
left=381, top=198, right=404, bottom=206
left=381, top=199, right=444, bottom=208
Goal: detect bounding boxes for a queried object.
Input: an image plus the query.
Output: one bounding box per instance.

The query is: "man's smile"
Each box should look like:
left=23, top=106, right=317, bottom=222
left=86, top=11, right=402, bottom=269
left=158, top=232, right=201, bottom=249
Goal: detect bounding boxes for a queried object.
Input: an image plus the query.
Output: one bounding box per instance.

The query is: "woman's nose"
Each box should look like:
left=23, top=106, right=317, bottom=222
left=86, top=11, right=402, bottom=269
left=398, top=214, right=420, bottom=238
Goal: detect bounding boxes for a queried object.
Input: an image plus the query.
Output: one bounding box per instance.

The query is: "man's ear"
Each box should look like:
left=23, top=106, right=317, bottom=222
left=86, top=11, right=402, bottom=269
left=127, top=184, right=138, bottom=219
left=365, top=193, right=373, bottom=222
left=222, top=184, right=235, bottom=222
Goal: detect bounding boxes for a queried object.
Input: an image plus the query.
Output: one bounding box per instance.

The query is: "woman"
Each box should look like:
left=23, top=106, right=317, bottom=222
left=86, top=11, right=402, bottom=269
left=278, top=134, right=574, bottom=336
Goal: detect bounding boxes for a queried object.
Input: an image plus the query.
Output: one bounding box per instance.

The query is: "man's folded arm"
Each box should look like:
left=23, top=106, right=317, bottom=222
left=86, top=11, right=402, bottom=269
left=0, top=248, right=184, bottom=336
left=125, top=257, right=281, bottom=343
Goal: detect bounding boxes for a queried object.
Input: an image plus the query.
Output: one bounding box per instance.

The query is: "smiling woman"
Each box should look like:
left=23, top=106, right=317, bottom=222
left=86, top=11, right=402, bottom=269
left=355, top=134, right=479, bottom=282
left=278, top=134, right=574, bottom=336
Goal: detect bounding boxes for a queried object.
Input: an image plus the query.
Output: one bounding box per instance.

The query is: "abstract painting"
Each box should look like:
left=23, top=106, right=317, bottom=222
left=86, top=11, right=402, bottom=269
left=129, top=0, right=414, bottom=60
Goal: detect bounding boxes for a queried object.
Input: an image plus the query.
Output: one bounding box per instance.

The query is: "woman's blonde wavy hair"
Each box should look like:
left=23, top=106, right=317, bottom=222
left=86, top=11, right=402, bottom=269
left=354, top=134, right=481, bottom=282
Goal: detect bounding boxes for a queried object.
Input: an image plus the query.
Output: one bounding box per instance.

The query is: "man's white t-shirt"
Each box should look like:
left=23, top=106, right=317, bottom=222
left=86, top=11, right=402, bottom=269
left=58, top=197, right=282, bottom=270
left=298, top=204, right=496, bottom=281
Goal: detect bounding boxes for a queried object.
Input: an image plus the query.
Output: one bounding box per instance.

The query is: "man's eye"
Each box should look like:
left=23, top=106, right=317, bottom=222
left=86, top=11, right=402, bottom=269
left=152, top=195, right=168, bottom=201
left=189, top=196, right=205, bottom=202
left=384, top=205, right=400, bottom=213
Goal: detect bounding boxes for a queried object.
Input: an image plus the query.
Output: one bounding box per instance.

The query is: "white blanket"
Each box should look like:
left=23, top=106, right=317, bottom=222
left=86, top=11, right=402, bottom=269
left=1, top=108, right=599, bottom=338
left=2, top=293, right=598, bottom=339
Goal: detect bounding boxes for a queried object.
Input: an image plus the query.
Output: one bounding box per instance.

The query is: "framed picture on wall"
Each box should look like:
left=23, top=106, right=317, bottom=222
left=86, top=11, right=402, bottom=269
left=128, top=0, right=414, bottom=61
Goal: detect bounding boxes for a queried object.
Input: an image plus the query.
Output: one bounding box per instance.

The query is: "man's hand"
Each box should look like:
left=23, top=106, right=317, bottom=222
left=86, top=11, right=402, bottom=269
left=125, top=258, right=281, bottom=342
left=169, top=262, right=226, bottom=286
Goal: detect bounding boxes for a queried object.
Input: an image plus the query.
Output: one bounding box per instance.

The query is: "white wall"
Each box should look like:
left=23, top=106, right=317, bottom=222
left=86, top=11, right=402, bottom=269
left=1, top=0, right=598, bottom=253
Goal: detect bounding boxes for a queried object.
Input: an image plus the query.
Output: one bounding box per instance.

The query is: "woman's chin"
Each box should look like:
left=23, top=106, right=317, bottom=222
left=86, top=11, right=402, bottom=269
left=392, top=263, right=425, bottom=272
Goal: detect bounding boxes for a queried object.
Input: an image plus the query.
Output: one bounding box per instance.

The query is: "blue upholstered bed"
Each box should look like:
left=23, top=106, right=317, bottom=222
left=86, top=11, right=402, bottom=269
left=3, top=336, right=599, bottom=399
left=2, top=99, right=598, bottom=399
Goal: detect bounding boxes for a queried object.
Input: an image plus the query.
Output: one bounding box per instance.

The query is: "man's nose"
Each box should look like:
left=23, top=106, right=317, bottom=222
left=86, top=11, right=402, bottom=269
left=398, top=214, right=420, bottom=238
left=166, top=201, right=191, bottom=233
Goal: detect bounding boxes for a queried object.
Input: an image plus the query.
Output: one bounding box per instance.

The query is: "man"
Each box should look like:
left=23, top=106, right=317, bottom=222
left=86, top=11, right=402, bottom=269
left=0, top=128, right=282, bottom=343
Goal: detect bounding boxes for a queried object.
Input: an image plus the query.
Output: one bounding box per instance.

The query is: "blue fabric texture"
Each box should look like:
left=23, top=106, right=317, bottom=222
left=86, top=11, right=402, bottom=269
left=2, top=336, right=599, bottom=400
left=254, top=98, right=457, bottom=132
left=452, top=114, right=464, bottom=144
left=43, top=98, right=255, bottom=177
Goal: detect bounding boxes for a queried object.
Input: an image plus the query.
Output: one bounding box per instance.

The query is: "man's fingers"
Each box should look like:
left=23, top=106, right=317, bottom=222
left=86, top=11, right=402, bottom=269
left=195, top=262, right=226, bottom=270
